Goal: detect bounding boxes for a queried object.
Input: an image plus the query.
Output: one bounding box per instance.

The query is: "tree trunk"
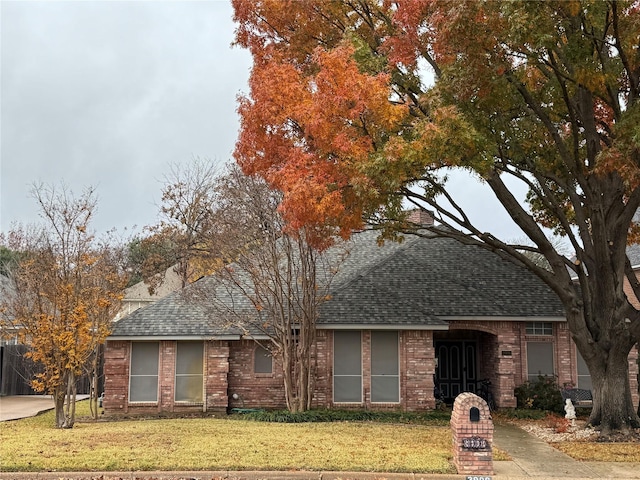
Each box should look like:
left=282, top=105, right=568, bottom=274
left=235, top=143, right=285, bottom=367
left=586, top=345, right=640, bottom=434
left=61, top=370, right=76, bottom=429
left=54, top=386, right=66, bottom=428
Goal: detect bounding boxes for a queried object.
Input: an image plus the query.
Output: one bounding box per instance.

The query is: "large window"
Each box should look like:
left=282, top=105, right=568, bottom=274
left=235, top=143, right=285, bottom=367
left=371, top=331, right=399, bottom=403
left=576, top=349, right=592, bottom=390
left=175, top=341, right=204, bottom=403
left=130, top=342, right=159, bottom=402
left=254, top=344, right=273, bottom=374
left=527, top=342, right=554, bottom=382
left=333, top=331, right=362, bottom=402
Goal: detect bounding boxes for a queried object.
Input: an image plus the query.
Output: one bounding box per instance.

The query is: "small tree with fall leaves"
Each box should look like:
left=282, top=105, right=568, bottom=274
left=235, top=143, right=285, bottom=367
left=189, top=165, right=343, bottom=412
left=0, top=183, right=125, bottom=428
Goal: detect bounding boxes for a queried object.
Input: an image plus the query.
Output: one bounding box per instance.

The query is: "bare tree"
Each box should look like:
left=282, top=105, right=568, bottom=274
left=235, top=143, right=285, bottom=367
left=190, top=165, right=344, bottom=412
left=154, top=157, right=221, bottom=288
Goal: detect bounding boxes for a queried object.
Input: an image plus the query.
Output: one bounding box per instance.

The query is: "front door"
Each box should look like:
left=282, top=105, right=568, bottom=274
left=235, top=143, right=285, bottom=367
left=435, top=341, right=478, bottom=404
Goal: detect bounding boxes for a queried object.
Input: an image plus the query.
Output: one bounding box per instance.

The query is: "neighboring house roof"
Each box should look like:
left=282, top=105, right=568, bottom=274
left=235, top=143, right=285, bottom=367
left=113, top=265, right=183, bottom=321
left=123, top=265, right=183, bottom=301
left=109, top=229, right=565, bottom=340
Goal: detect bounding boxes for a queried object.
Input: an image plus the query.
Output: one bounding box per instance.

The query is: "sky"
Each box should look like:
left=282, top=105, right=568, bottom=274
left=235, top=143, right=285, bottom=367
left=1, top=0, right=526, bottom=242
left=1, top=0, right=252, bottom=237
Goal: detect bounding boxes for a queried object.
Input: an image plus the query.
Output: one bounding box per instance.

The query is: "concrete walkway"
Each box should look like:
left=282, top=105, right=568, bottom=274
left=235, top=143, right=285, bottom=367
left=493, top=422, right=640, bottom=479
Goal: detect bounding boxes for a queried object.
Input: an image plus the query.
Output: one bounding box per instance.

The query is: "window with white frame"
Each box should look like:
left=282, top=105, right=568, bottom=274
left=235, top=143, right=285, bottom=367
left=371, top=331, right=399, bottom=403
left=333, top=331, right=362, bottom=402
left=254, top=344, right=273, bottom=374
left=526, top=342, right=554, bottom=382
left=526, top=322, right=553, bottom=335
left=129, top=342, right=159, bottom=402
left=175, top=341, right=204, bottom=403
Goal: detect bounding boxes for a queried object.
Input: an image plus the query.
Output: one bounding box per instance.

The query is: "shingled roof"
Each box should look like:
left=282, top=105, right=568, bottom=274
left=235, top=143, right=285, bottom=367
left=109, top=229, right=565, bottom=339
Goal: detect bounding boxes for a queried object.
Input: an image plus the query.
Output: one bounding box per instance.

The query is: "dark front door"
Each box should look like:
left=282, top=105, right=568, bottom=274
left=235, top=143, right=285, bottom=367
left=435, top=341, right=478, bottom=404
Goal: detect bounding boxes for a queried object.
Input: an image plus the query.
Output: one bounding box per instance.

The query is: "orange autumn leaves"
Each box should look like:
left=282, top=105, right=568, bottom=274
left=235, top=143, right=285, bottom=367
left=236, top=42, right=408, bottom=242
left=233, top=0, right=640, bottom=246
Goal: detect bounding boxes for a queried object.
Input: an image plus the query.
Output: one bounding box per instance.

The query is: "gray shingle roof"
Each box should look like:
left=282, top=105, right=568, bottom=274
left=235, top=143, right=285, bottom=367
left=322, top=231, right=564, bottom=322
left=109, top=230, right=565, bottom=339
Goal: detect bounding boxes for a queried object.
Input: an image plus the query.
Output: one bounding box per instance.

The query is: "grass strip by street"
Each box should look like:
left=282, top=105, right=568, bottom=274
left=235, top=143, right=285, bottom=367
left=1, top=401, right=457, bottom=474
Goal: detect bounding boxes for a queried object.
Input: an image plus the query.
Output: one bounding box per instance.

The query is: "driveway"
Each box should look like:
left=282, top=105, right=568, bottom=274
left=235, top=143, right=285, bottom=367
left=0, top=395, right=57, bottom=421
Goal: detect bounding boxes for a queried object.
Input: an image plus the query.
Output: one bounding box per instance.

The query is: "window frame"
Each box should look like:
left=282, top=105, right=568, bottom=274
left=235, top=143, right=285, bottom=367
left=254, top=343, right=273, bottom=375
left=526, top=341, right=555, bottom=382
left=333, top=330, right=363, bottom=403
left=129, top=341, right=160, bottom=404
left=174, top=341, right=204, bottom=404
left=525, top=322, right=553, bottom=336
left=370, top=330, right=400, bottom=403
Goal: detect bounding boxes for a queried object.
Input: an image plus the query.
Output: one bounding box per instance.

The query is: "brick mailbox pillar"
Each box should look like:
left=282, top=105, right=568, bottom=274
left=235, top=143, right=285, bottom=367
left=451, top=392, right=494, bottom=476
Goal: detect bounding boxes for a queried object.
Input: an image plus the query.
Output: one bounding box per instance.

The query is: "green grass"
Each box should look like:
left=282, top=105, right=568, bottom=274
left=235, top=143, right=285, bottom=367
left=0, top=401, right=457, bottom=473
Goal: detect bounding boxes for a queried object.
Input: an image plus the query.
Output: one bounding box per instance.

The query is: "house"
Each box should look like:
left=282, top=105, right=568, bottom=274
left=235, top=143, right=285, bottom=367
left=113, top=264, right=183, bottom=321
left=103, top=217, right=640, bottom=415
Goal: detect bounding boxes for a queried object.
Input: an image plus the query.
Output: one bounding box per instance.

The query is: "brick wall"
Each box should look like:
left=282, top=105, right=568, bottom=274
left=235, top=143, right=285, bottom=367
left=104, top=339, right=231, bottom=415
left=312, top=330, right=331, bottom=408
left=206, top=340, right=230, bottom=412
left=105, top=321, right=637, bottom=415
left=403, top=330, right=436, bottom=410
left=227, top=339, right=286, bottom=410
left=103, top=340, right=128, bottom=412
left=451, top=392, right=493, bottom=475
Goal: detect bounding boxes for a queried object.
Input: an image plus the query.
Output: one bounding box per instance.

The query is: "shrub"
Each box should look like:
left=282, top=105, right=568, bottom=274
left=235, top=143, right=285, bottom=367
left=514, top=375, right=564, bottom=414
left=544, top=413, right=571, bottom=433
left=497, top=408, right=548, bottom=420
left=235, top=409, right=451, bottom=425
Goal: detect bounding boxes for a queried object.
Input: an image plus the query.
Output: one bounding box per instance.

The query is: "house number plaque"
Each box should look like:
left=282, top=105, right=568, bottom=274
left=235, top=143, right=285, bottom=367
left=462, top=436, right=489, bottom=450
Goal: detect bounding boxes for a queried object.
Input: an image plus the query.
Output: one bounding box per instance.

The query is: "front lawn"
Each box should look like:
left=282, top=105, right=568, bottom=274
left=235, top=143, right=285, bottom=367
left=0, top=401, right=456, bottom=473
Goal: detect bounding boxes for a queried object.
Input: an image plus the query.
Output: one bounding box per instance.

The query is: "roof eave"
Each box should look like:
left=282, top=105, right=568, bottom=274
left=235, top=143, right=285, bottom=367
left=317, top=323, right=449, bottom=330
left=107, top=334, right=242, bottom=341
left=441, top=316, right=566, bottom=322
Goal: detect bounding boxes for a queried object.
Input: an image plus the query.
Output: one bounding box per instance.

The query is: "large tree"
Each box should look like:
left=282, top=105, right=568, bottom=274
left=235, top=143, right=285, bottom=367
left=0, top=183, right=126, bottom=428
left=233, top=0, right=640, bottom=433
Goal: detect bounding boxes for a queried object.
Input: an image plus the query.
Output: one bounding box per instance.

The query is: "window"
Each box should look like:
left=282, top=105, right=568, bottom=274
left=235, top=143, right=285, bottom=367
left=576, top=349, right=592, bottom=390
left=254, top=344, right=273, bottom=374
left=527, top=342, right=554, bottom=382
left=175, top=341, right=203, bottom=403
left=371, top=331, right=399, bottom=403
left=526, top=322, right=553, bottom=336
left=130, top=342, right=159, bottom=402
left=0, top=335, right=18, bottom=346
left=333, top=331, right=362, bottom=402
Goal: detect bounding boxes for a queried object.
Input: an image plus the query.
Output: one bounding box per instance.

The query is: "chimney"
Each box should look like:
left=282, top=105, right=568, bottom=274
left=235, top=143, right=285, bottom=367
left=406, top=209, right=435, bottom=227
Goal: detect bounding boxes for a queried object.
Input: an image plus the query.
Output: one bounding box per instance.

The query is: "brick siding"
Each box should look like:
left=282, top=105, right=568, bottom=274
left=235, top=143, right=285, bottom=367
left=104, top=321, right=639, bottom=415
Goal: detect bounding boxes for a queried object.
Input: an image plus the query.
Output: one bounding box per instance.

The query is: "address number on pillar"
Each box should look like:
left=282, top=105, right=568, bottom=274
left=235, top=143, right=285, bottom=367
left=465, top=477, right=491, bottom=480
left=462, top=436, right=488, bottom=450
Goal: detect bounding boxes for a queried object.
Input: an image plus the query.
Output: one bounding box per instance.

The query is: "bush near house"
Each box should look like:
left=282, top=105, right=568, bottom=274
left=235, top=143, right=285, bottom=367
left=514, top=375, right=564, bottom=414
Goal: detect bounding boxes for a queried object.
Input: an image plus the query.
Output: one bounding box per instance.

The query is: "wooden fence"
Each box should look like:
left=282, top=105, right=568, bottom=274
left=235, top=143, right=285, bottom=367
left=0, top=345, right=103, bottom=396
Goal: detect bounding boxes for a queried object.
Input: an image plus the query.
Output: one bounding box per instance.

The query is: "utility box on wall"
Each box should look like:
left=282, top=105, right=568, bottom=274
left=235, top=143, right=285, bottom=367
left=451, top=392, right=494, bottom=476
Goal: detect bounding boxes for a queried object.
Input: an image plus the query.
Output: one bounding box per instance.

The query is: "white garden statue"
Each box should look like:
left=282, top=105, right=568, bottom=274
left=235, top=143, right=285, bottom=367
left=564, top=398, right=576, bottom=421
